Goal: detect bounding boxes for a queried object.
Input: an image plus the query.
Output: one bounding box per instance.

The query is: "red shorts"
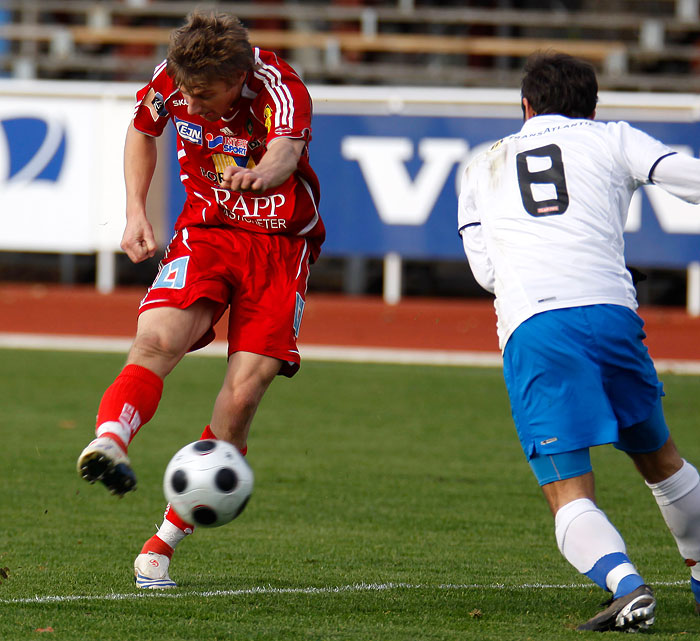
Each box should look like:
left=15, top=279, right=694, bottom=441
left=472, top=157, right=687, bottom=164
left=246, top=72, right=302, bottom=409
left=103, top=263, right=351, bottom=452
left=139, top=226, right=315, bottom=377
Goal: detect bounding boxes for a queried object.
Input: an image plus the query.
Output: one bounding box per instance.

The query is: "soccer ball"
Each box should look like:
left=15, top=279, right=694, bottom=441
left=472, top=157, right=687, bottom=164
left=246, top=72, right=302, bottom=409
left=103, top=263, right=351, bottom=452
left=163, top=439, right=253, bottom=528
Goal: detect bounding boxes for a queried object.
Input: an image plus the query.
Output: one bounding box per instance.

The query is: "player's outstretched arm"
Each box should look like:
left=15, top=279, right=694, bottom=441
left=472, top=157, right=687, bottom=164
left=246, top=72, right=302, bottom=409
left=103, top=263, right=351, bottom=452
left=220, top=137, right=305, bottom=193
left=651, top=151, right=700, bottom=205
left=122, top=123, right=158, bottom=263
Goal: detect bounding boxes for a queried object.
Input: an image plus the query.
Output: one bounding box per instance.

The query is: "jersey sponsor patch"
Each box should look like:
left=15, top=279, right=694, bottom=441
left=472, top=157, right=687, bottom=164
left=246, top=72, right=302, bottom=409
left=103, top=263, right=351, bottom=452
left=210, top=153, right=250, bottom=181
left=174, top=118, right=203, bottom=145
left=213, top=188, right=286, bottom=217
left=205, top=133, right=248, bottom=156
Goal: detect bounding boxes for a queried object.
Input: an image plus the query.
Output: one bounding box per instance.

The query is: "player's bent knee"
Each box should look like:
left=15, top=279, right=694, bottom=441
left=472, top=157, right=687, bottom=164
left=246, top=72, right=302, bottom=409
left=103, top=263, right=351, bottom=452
left=129, top=330, right=189, bottom=366
left=220, top=384, right=264, bottom=416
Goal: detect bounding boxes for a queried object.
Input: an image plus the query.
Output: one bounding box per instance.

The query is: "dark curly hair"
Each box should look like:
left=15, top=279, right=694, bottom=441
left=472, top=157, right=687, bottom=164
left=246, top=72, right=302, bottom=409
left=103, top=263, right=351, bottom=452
left=521, top=52, right=598, bottom=119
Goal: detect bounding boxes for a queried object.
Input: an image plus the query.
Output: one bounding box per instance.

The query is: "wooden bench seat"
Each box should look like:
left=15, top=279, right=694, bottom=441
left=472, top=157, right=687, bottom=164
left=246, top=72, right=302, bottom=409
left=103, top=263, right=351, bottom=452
left=0, top=23, right=627, bottom=64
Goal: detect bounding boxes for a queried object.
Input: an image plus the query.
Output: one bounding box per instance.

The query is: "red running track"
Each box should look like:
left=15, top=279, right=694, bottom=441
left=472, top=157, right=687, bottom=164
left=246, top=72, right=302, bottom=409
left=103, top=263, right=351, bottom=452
left=0, top=284, right=699, bottom=361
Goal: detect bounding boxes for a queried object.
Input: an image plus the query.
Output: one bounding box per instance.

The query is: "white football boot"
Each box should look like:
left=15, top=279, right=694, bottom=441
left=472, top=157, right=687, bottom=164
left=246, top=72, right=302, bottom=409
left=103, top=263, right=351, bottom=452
left=134, top=552, right=178, bottom=589
left=76, top=436, right=137, bottom=497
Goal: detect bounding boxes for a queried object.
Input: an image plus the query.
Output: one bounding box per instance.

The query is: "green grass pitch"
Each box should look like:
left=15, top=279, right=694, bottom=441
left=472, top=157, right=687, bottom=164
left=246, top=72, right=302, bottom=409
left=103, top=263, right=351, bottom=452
left=1, top=348, right=699, bottom=640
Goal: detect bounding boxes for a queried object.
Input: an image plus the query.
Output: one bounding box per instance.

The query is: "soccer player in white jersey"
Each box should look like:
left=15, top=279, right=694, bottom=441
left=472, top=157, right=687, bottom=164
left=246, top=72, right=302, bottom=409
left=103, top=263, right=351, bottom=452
left=458, top=52, right=700, bottom=631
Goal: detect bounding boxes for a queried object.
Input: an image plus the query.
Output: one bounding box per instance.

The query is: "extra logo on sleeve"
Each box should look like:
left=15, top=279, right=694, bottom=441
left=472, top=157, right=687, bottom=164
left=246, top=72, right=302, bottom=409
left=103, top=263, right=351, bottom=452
left=143, top=88, right=169, bottom=122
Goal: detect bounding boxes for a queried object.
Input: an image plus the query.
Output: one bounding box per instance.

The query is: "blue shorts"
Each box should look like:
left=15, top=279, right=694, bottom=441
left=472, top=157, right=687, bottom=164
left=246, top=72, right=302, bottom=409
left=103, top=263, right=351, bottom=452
left=503, top=305, right=669, bottom=486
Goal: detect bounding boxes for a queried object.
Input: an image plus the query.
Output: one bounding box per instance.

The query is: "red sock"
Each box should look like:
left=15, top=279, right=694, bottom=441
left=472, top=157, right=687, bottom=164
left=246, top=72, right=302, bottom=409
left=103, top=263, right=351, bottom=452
left=140, top=534, right=174, bottom=559
left=140, top=503, right=193, bottom=557
left=200, top=425, right=217, bottom=440
left=96, top=364, right=163, bottom=449
left=140, top=505, right=191, bottom=557
left=155, top=426, right=247, bottom=538
left=164, top=503, right=194, bottom=532
left=200, top=424, right=248, bottom=455
left=145, top=425, right=248, bottom=546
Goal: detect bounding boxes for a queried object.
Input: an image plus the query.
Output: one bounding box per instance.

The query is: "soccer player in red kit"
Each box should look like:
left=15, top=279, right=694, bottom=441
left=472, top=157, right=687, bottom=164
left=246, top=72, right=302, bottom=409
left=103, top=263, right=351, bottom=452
left=76, top=11, right=325, bottom=589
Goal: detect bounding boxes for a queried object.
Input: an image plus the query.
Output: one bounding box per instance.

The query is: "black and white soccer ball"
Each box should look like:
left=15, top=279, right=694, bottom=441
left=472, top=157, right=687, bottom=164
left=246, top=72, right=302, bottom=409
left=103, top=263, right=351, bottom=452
left=163, top=439, right=253, bottom=528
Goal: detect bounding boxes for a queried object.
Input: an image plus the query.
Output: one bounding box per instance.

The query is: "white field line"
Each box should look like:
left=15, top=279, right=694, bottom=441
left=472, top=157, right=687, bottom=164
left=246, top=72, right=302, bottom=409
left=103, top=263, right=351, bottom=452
left=0, top=333, right=133, bottom=353
left=0, top=579, right=688, bottom=606
left=0, top=332, right=501, bottom=367
left=1, top=332, right=699, bottom=373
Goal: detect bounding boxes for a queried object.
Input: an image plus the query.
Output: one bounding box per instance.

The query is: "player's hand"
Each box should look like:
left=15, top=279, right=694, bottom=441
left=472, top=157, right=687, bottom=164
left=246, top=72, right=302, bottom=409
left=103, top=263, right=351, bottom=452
left=120, top=216, right=157, bottom=264
left=220, top=165, right=269, bottom=193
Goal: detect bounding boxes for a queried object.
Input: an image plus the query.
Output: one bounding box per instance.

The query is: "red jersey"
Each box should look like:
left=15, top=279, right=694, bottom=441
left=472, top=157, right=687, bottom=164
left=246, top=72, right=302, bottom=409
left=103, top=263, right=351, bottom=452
left=132, top=48, right=325, bottom=259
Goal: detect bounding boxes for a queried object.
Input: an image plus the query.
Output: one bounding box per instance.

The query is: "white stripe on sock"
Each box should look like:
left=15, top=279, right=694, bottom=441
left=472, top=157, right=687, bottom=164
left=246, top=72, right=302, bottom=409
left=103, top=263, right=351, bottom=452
left=96, top=420, right=130, bottom=445
left=606, top=562, right=639, bottom=594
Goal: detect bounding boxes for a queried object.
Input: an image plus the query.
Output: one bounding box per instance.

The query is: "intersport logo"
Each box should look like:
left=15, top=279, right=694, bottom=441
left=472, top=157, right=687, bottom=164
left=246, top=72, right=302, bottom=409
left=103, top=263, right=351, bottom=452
left=0, top=117, right=67, bottom=184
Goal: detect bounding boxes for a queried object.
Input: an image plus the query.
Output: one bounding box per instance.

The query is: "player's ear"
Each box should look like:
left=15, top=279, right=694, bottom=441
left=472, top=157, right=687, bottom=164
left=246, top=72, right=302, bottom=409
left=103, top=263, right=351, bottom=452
left=522, top=98, right=537, bottom=121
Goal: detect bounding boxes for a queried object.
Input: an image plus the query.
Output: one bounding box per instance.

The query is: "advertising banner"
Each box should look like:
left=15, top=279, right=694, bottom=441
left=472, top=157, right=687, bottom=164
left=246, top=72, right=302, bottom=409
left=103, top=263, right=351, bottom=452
left=2, top=81, right=699, bottom=274
left=166, top=87, right=700, bottom=269
left=0, top=81, right=134, bottom=254
left=315, top=115, right=700, bottom=268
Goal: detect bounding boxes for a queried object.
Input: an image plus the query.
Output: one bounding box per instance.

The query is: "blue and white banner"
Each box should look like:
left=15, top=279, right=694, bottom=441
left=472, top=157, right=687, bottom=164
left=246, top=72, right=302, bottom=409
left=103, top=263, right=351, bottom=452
left=0, top=80, right=133, bottom=253
left=1, top=80, right=697, bottom=270
left=165, top=88, right=700, bottom=268
left=315, top=114, right=700, bottom=267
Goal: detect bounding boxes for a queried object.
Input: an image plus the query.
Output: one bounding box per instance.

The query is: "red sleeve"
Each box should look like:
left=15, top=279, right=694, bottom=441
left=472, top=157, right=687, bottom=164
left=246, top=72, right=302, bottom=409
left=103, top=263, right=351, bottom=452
left=254, top=50, right=313, bottom=146
left=132, top=60, right=175, bottom=138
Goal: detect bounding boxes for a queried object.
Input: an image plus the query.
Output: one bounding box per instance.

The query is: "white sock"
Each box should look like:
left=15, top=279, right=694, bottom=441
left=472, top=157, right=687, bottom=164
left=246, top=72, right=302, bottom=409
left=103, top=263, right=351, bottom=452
left=156, top=519, right=189, bottom=550
left=646, top=460, right=700, bottom=580
left=96, top=420, right=130, bottom=447
left=555, top=498, right=642, bottom=595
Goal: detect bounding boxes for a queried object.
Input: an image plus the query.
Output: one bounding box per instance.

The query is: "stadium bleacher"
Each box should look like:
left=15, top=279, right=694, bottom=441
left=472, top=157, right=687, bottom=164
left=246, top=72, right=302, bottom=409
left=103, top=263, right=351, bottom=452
left=1, top=0, right=700, bottom=91
left=1, top=1, right=699, bottom=304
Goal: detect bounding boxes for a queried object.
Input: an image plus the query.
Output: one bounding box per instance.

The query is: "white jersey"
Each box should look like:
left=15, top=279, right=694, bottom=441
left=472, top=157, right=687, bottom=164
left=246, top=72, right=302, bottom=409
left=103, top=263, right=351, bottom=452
left=458, top=114, right=700, bottom=350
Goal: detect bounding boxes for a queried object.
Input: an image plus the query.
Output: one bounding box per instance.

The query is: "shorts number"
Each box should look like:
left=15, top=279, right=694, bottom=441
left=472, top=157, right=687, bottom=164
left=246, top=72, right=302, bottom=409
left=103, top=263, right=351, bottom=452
left=152, top=256, right=190, bottom=290
left=516, top=144, right=569, bottom=217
